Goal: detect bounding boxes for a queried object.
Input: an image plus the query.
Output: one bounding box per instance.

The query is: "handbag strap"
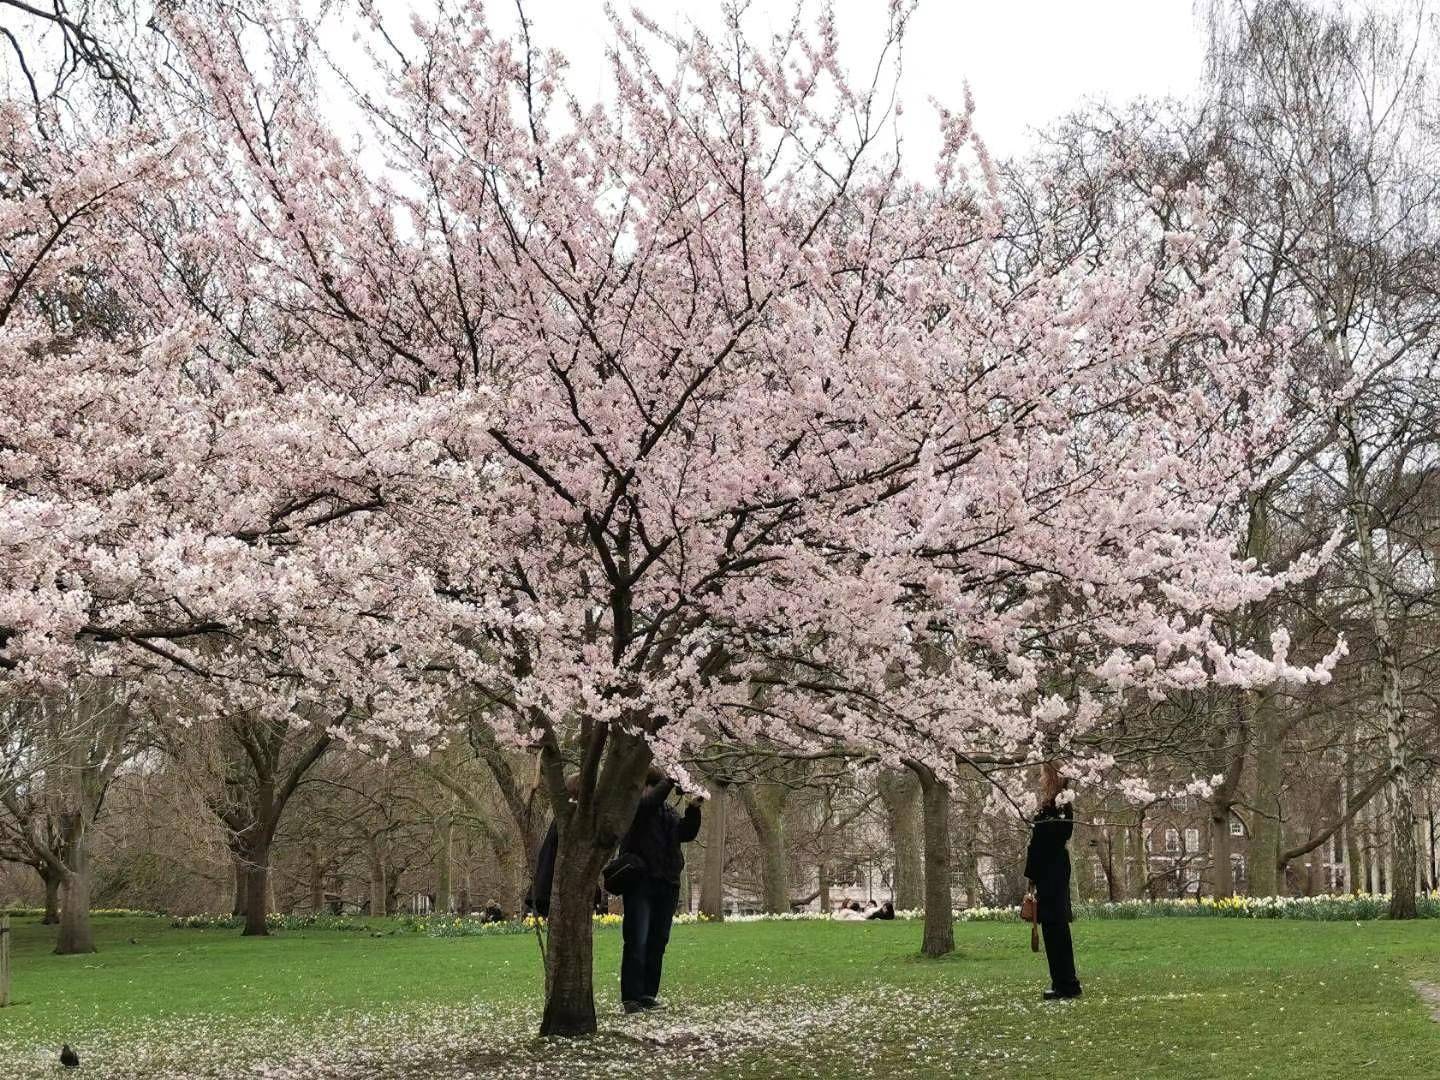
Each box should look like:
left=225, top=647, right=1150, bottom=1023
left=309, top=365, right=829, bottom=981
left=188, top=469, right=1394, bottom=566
left=1026, top=880, right=1040, bottom=952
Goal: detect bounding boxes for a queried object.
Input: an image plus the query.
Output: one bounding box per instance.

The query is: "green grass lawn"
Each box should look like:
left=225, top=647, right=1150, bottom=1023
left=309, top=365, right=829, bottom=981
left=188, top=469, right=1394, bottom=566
left=1, top=914, right=1437, bottom=1078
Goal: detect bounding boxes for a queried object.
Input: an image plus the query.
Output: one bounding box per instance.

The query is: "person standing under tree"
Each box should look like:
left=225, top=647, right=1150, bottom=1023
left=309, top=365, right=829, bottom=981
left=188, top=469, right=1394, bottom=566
left=618, top=769, right=703, bottom=1013
left=1025, top=762, right=1082, bottom=1000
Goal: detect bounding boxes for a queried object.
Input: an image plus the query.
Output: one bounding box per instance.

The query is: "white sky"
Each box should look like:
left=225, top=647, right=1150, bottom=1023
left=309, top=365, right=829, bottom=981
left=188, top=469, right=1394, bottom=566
left=489, top=0, right=1210, bottom=159
left=0, top=1, right=1209, bottom=161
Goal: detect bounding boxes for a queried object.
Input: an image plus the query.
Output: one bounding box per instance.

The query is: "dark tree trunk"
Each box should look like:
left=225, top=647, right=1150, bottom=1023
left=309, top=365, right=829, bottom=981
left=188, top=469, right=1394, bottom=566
left=1247, top=690, right=1284, bottom=897
left=368, top=842, right=387, bottom=917
left=537, top=730, right=654, bottom=1037
left=540, top=821, right=608, bottom=1037
left=435, top=815, right=452, bottom=914
left=908, top=762, right=954, bottom=958
left=309, top=844, right=325, bottom=913
left=240, top=839, right=272, bottom=937
left=39, top=866, right=61, bottom=924
left=217, top=724, right=332, bottom=935
left=385, top=866, right=403, bottom=917
left=232, top=855, right=248, bottom=916
left=1209, top=803, right=1235, bottom=898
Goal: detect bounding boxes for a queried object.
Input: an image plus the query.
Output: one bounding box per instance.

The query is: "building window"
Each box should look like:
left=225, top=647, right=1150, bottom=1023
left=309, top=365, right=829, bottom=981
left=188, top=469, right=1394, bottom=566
left=1165, top=828, right=1180, bottom=854
left=1185, top=828, right=1200, bottom=852
left=1230, top=815, right=1244, bottom=837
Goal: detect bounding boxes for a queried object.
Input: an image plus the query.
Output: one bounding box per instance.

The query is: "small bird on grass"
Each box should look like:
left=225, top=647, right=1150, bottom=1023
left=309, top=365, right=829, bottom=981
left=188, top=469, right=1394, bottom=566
left=60, top=1044, right=80, bottom=1068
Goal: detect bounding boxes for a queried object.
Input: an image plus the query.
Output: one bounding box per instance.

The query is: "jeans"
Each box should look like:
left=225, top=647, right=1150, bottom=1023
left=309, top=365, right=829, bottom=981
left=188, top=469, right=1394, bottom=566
left=1041, top=920, right=1081, bottom=995
left=620, top=877, right=679, bottom=1003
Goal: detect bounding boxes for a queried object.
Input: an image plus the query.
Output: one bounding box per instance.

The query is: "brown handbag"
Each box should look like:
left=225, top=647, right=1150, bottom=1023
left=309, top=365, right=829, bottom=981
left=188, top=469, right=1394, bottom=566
left=1021, top=887, right=1040, bottom=952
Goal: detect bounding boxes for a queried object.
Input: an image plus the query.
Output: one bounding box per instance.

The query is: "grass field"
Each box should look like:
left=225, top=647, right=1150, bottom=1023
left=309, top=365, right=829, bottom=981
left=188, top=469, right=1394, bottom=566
left=1, top=914, right=1437, bottom=1078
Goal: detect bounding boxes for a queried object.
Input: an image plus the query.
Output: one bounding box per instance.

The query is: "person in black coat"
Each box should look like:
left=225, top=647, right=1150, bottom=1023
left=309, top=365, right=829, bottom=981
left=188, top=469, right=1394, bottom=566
left=618, top=769, right=703, bottom=1012
left=529, top=775, right=605, bottom=918
left=1023, top=762, right=1081, bottom=1000
left=529, top=776, right=574, bottom=919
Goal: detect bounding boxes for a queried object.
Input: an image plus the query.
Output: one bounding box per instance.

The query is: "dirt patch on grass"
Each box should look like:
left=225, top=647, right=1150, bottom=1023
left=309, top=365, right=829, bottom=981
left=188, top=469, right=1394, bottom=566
left=1411, top=981, right=1440, bottom=1022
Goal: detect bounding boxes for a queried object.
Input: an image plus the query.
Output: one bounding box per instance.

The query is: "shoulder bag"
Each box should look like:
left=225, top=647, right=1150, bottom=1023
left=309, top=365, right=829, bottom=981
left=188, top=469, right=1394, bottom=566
left=602, top=851, right=647, bottom=895
left=1021, top=886, right=1040, bottom=952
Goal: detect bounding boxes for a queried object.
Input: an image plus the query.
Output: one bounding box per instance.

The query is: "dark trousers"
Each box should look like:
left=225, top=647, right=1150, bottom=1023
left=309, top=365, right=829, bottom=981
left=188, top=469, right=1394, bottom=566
left=1041, top=920, right=1081, bottom=994
left=621, top=877, right=679, bottom=1003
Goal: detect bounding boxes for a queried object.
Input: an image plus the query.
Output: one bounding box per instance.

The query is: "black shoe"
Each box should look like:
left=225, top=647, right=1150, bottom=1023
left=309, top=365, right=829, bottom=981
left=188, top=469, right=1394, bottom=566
left=622, top=1000, right=644, bottom=1014
left=1044, top=987, right=1082, bottom=1001
left=639, top=996, right=665, bottom=1010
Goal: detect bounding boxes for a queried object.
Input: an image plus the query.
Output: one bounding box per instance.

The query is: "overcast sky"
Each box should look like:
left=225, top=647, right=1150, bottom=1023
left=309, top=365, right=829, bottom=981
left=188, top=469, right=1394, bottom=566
left=0, top=2, right=1211, bottom=161
left=488, top=0, right=1210, bottom=159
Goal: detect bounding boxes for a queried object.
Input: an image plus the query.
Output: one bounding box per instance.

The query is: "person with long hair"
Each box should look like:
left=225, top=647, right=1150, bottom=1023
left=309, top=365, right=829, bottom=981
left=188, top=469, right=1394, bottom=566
left=1024, top=762, right=1082, bottom=1000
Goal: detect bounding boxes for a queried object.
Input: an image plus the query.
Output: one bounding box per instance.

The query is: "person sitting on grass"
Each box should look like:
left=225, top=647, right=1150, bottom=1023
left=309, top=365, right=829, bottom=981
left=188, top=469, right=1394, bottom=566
left=1024, top=761, right=1082, bottom=1001
left=866, top=900, right=895, bottom=921
left=617, top=769, right=703, bottom=1014
left=834, top=900, right=866, bottom=920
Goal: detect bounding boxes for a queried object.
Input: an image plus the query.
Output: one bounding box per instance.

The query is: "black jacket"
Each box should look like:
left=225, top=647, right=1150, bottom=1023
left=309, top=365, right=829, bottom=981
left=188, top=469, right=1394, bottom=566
left=529, top=821, right=606, bottom=918
left=619, top=779, right=702, bottom=886
left=531, top=822, right=559, bottom=917
left=1023, top=802, right=1074, bottom=924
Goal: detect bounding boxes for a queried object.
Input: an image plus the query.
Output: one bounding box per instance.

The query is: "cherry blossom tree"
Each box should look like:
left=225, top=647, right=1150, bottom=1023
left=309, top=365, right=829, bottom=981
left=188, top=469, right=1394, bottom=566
left=2, top=0, right=1344, bottom=1036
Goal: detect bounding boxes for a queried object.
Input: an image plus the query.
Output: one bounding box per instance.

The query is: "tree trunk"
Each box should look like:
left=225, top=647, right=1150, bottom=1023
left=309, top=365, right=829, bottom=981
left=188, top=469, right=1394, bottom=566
left=951, top=769, right=985, bottom=908
left=540, top=822, right=607, bottom=1037
left=39, top=866, right=61, bottom=925
left=309, top=844, right=325, bottom=913
left=241, top=842, right=271, bottom=937
left=1072, top=820, right=1097, bottom=902
left=1343, top=737, right=1362, bottom=893
left=53, top=813, right=95, bottom=956
left=1364, top=799, right=1378, bottom=893
left=1247, top=690, right=1283, bottom=897
left=698, top=785, right=728, bottom=920
left=757, top=817, right=789, bottom=913
left=385, top=866, right=402, bottom=917
left=909, top=762, right=954, bottom=958
left=878, top=769, right=924, bottom=909
left=1341, top=404, right=1417, bottom=918
left=1128, top=816, right=1150, bottom=899
left=1427, top=798, right=1437, bottom=891
left=1386, top=767, right=1419, bottom=917
left=435, top=815, right=453, bottom=915
left=534, top=725, right=652, bottom=1036
left=232, top=855, right=248, bottom=917
left=1102, top=828, right=1120, bottom=901
left=737, top=783, right=790, bottom=914
left=368, top=842, right=387, bottom=918
left=55, top=847, right=95, bottom=955
left=1208, top=802, right=1235, bottom=898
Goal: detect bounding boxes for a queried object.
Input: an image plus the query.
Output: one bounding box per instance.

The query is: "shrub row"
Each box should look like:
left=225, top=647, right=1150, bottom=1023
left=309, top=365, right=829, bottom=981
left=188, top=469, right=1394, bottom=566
left=151, top=891, right=1440, bottom=933
left=0, top=907, right=163, bottom=919
left=957, top=892, right=1440, bottom=922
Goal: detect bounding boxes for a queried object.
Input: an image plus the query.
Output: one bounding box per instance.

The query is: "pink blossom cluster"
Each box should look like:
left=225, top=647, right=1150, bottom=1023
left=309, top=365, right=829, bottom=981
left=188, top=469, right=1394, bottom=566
left=0, top=4, right=1339, bottom=789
